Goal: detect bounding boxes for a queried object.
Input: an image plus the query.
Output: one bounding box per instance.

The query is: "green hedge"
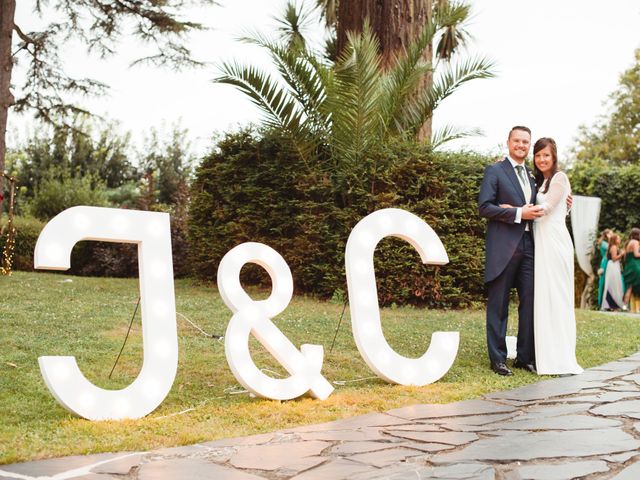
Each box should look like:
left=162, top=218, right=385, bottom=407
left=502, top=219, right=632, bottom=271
left=570, top=162, right=640, bottom=234
left=188, top=130, right=490, bottom=307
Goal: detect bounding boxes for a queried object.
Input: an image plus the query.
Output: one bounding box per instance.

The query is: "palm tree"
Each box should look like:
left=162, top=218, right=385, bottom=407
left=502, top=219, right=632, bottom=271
left=215, top=2, right=493, bottom=178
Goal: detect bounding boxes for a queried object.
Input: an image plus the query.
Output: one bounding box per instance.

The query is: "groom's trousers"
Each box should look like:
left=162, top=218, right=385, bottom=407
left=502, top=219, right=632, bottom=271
left=486, top=231, right=535, bottom=365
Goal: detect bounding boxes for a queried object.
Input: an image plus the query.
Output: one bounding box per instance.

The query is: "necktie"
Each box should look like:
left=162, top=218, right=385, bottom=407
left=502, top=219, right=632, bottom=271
left=516, top=165, right=531, bottom=202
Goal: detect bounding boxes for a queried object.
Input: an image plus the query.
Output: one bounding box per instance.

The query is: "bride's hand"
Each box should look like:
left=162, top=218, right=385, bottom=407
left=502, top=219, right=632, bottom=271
left=499, top=203, right=514, bottom=208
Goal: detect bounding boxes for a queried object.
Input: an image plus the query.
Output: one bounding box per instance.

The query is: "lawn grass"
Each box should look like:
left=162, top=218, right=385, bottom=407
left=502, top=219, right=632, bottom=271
left=1, top=271, right=638, bottom=464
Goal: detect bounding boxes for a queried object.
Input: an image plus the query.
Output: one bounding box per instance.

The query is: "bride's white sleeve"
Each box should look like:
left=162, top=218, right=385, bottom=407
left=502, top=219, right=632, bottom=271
left=540, top=172, right=570, bottom=213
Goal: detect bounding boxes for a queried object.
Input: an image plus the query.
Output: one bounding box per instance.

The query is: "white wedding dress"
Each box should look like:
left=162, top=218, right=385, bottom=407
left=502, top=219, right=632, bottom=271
left=533, top=172, right=583, bottom=375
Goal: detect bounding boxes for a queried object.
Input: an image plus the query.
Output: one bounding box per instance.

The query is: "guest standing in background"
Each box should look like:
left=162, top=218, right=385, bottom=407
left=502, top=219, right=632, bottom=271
left=597, top=229, right=612, bottom=308
left=601, top=234, right=626, bottom=311
left=623, top=228, right=640, bottom=313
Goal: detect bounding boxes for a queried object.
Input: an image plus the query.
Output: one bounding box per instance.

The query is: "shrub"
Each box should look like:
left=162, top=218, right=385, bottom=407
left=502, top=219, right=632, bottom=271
left=570, top=162, right=640, bottom=234
left=28, top=171, right=109, bottom=221
left=0, top=215, right=45, bottom=271
left=189, top=130, right=490, bottom=307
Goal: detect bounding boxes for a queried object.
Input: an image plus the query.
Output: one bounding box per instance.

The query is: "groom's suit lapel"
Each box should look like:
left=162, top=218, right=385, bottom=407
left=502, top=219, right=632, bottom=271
left=500, top=158, right=526, bottom=204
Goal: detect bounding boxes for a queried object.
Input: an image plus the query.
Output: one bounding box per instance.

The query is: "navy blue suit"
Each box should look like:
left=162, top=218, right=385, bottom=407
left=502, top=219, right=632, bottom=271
left=478, top=158, right=537, bottom=365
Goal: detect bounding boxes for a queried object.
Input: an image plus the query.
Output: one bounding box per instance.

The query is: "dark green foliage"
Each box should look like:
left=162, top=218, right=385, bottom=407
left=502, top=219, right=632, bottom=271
left=0, top=215, right=44, bottom=271
left=139, top=126, right=194, bottom=206
left=28, top=170, right=109, bottom=221
left=189, top=129, right=489, bottom=307
left=570, top=162, right=640, bottom=234
left=17, top=124, right=137, bottom=195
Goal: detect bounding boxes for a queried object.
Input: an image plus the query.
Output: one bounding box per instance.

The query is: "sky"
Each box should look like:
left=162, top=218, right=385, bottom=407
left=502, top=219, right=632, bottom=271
left=8, top=0, right=640, bottom=161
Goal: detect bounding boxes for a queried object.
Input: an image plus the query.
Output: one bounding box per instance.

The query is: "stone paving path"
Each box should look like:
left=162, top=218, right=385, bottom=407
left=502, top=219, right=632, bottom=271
left=4, top=353, right=640, bottom=480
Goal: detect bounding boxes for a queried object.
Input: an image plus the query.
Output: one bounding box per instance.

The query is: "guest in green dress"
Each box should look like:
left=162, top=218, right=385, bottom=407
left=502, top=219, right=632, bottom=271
left=623, top=228, right=640, bottom=313
left=597, top=229, right=612, bottom=308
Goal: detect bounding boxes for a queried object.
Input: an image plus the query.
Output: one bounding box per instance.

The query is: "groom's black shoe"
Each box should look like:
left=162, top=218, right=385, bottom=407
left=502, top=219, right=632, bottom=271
left=513, top=359, right=537, bottom=374
left=490, top=361, right=513, bottom=376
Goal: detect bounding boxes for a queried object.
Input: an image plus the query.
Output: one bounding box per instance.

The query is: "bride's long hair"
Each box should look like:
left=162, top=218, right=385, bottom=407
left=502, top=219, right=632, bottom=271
left=533, top=137, right=558, bottom=193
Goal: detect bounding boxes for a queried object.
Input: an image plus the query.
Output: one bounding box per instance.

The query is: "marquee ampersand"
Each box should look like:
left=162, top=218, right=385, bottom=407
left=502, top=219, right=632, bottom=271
left=345, top=208, right=460, bottom=386
left=217, top=242, right=334, bottom=401
left=34, top=206, right=178, bottom=420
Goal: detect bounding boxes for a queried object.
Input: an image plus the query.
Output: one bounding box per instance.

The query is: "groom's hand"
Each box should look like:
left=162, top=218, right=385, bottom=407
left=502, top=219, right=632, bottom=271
left=522, top=204, right=544, bottom=220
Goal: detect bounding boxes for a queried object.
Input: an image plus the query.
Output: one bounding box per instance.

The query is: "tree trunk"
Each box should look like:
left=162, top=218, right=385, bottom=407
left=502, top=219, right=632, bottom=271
left=0, top=0, right=17, bottom=214
left=336, top=0, right=433, bottom=141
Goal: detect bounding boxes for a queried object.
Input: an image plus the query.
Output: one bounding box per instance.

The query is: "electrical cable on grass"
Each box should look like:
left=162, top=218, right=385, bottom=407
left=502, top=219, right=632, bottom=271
left=332, top=376, right=378, bottom=386
left=110, top=300, right=222, bottom=378
left=177, top=311, right=221, bottom=339
left=329, top=298, right=349, bottom=354
left=109, top=297, right=140, bottom=379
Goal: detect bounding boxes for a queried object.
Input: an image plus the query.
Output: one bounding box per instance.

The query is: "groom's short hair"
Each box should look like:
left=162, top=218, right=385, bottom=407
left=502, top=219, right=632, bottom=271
left=508, top=125, right=531, bottom=139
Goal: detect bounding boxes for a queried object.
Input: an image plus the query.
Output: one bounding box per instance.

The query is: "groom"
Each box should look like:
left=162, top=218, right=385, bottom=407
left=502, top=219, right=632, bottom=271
left=478, top=126, right=543, bottom=376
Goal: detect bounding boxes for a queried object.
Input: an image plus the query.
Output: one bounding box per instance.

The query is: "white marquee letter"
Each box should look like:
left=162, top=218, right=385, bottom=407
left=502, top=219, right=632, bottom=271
left=346, top=208, right=459, bottom=385
left=218, top=242, right=333, bottom=400
left=35, top=206, right=177, bottom=420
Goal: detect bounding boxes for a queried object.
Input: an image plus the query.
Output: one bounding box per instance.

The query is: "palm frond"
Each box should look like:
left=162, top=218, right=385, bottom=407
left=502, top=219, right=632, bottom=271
left=403, top=55, right=496, bottom=136
left=330, top=24, right=384, bottom=165
left=275, top=1, right=316, bottom=50
left=316, top=0, right=338, bottom=27
left=214, top=61, right=316, bottom=161
left=430, top=125, right=482, bottom=150
left=242, top=33, right=331, bottom=141
left=434, top=0, right=474, bottom=61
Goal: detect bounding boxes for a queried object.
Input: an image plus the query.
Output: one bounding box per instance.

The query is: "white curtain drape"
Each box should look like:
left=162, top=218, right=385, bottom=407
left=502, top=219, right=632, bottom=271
left=570, top=195, right=602, bottom=308
left=571, top=195, right=602, bottom=276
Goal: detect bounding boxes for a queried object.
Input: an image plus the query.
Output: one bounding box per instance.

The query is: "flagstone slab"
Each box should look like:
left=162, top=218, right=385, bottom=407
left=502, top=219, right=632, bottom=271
left=395, top=441, right=457, bottom=453
left=487, top=379, right=609, bottom=402
left=431, top=412, right=518, bottom=426
left=289, top=459, right=376, bottom=480
left=472, top=414, right=621, bottom=431
left=611, top=460, right=640, bottom=479
left=387, top=399, right=516, bottom=420
left=603, top=451, right=639, bottom=463
left=90, top=453, right=144, bottom=474
left=276, top=456, right=326, bottom=476
left=66, top=475, right=119, bottom=480
left=382, top=422, right=444, bottom=431
left=138, top=458, right=266, bottom=480
left=592, top=361, right=639, bottom=373
left=229, top=440, right=330, bottom=470
left=348, top=447, right=424, bottom=468
left=330, top=441, right=403, bottom=455
left=605, top=385, right=640, bottom=392
left=590, top=400, right=640, bottom=419
left=285, top=412, right=410, bottom=432
left=430, top=428, right=640, bottom=463
left=0, top=453, right=122, bottom=477
left=384, top=430, right=479, bottom=445
left=148, top=444, right=208, bottom=457
left=353, top=462, right=495, bottom=480
left=623, top=374, right=640, bottom=385
left=296, top=427, right=387, bottom=442
left=199, top=432, right=275, bottom=448
left=556, top=391, right=640, bottom=403
left=517, top=402, right=594, bottom=418
left=504, top=460, right=609, bottom=480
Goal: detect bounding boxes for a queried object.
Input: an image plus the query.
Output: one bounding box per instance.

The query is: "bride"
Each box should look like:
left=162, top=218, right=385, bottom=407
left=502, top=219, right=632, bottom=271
left=531, top=137, right=582, bottom=375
